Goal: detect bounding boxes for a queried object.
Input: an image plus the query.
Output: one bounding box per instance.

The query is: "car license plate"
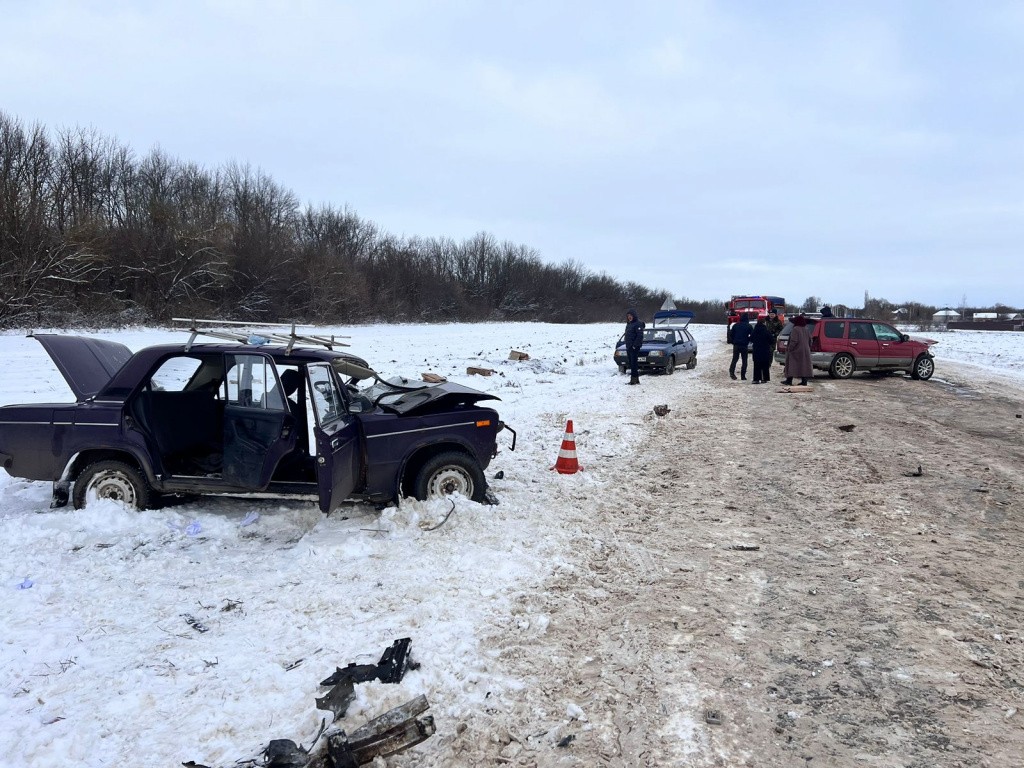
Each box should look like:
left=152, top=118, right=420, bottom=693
left=638, top=356, right=647, bottom=362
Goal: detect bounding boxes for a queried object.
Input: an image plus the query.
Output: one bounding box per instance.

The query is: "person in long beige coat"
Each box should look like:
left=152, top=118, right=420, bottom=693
left=783, top=314, right=813, bottom=385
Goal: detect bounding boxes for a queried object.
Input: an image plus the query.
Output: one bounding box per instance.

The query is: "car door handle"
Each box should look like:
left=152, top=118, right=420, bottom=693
left=850, top=341, right=858, bottom=345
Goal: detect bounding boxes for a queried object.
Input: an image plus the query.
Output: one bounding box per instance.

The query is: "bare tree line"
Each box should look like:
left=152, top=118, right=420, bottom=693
left=0, top=112, right=678, bottom=328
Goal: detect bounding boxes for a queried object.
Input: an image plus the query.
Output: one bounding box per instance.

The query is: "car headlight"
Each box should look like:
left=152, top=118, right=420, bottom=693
left=614, top=350, right=625, bottom=357
left=648, top=350, right=664, bottom=357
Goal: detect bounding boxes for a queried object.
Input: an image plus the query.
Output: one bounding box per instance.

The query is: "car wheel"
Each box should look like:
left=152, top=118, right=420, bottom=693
left=911, top=354, right=934, bottom=381
left=829, top=353, right=856, bottom=379
left=686, top=354, right=697, bottom=369
left=73, top=460, right=152, bottom=510
left=414, top=451, right=486, bottom=503
left=618, top=364, right=627, bottom=374
left=665, top=356, right=675, bottom=375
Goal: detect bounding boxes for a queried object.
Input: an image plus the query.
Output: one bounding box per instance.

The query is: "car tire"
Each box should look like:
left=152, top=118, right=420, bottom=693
left=73, top=459, right=152, bottom=510
left=911, top=354, right=935, bottom=381
left=665, top=356, right=675, bottom=375
left=829, top=353, right=856, bottom=379
left=686, top=354, right=697, bottom=369
left=618, top=364, right=627, bottom=374
left=414, top=451, right=486, bottom=503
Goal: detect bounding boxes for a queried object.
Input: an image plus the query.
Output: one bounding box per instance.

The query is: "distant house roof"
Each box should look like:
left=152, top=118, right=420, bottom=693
left=973, top=312, right=998, bottom=320
left=893, top=308, right=907, bottom=315
left=932, top=309, right=961, bottom=319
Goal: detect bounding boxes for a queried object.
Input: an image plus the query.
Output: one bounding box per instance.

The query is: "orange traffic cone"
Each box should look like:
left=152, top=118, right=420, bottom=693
left=551, top=420, right=582, bottom=474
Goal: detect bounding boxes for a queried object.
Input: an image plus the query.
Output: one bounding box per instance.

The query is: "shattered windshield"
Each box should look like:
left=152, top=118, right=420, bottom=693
left=643, top=329, right=674, bottom=343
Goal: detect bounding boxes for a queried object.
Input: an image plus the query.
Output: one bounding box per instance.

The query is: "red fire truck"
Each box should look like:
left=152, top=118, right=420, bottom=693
left=725, top=295, right=786, bottom=342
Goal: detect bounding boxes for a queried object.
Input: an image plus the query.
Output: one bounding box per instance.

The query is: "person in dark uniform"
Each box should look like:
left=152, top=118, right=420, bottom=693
left=624, top=308, right=644, bottom=385
left=765, top=308, right=783, bottom=340
left=750, top=316, right=774, bottom=384
left=729, top=313, right=752, bottom=380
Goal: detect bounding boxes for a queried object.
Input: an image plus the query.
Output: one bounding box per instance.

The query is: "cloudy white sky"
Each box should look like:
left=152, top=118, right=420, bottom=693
left=2, top=0, right=1022, bottom=308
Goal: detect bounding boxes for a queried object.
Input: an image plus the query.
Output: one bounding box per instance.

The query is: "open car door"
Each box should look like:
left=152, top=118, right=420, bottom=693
left=306, top=363, right=359, bottom=513
left=222, top=353, right=297, bottom=488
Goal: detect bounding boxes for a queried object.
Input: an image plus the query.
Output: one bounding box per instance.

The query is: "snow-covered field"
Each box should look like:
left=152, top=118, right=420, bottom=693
left=0, top=322, right=1021, bottom=767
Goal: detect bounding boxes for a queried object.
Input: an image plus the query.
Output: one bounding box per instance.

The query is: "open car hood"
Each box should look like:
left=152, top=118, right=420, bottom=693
left=32, top=334, right=133, bottom=402
left=368, top=378, right=499, bottom=414
left=652, top=309, right=694, bottom=328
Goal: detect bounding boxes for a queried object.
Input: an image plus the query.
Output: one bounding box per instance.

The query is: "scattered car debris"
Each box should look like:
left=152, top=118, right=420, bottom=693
left=466, top=366, right=497, bottom=376
left=338, top=694, right=434, bottom=765
left=508, top=350, right=530, bottom=361
left=705, top=710, right=722, bottom=725
left=837, top=424, right=856, bottom=432
left=422, top=500, right=457, bottom=532
left=494, top=470, right=504, bottom=479
left=730, top=544, right=760, bottom=551
left=556, top=734, right=576, bottom=748
left=191, top=643, right=432, bottom=768
left=420, top=373, right=447, bottom=383
left=904, top=465, right=923, bottom=477
left=653, top=404, right=670, bottom=417
left=182, top=614, right=209, bottom=633
left=316, top=638, right=418, bottom=720
left=778, top=386, right=814, bottom=393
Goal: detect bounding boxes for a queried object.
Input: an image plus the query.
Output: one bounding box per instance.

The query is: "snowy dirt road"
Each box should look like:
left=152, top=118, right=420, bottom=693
left=439, top=345, right=1024, bottom=767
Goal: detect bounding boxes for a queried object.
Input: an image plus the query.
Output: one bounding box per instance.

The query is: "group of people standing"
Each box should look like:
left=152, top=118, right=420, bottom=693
left=728, top=310, right=783, bottom=384
left=622, top=306, right=813, bottom=388
left=729, top=310, right=812, bottom=386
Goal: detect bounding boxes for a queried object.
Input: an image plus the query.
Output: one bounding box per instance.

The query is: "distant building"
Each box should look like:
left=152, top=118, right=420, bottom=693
left=932, top=308, right=960, bottom=322
left=972, top=312, right=998, bottom=321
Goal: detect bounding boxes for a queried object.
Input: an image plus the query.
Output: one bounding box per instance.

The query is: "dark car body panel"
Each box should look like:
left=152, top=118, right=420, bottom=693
left=370, top=380, right=499, bottom=414
left=0, top=336, right=506, bottom=511
left=32, top=334, right=134, bottom=401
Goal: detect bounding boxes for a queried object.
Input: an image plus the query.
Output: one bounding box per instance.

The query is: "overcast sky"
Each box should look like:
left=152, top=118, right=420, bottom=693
left=3, top=1, right=1022, bottom=308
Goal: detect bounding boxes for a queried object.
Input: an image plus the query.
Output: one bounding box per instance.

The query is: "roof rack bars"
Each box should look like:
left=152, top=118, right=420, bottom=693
left=171, top=318, right=351, bottom=354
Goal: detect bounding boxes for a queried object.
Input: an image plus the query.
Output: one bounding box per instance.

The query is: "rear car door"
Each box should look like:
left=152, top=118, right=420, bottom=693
left=223, top=354, right=295, bottom=488
left=846, top=322, right=879, bottom=368
left=872, top=323, right=913, bottom=369
left=818, top=320, right=846, bottom=360
left=306, top=363, right=359, bottom=513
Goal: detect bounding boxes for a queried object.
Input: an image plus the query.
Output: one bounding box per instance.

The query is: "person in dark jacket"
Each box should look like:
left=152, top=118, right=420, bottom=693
left=728, top=314, right=752, bottom=380
left=750, top=316, right=774, bottom=384
left=624, top=308, right=645, bottom=385
left=820, top=305, right=834, bottom=318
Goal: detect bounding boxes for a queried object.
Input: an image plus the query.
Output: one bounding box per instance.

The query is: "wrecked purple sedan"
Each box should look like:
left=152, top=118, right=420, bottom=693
left=0, top=326, right=514, bottom=511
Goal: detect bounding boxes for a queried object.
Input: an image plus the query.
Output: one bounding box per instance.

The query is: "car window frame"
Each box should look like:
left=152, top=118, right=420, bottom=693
left=872, top=323, right=902, bottom=342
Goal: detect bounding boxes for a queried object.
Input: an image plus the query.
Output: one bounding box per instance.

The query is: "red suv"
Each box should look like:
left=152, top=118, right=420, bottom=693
left=774, top=318, right=937, bottom=380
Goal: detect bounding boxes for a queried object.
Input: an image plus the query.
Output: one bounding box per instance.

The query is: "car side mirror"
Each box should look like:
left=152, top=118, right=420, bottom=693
left=900, top=334, right=909, bottom=342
